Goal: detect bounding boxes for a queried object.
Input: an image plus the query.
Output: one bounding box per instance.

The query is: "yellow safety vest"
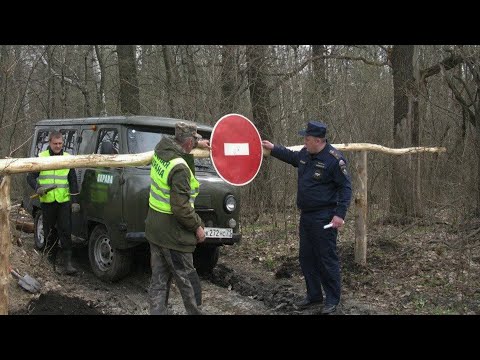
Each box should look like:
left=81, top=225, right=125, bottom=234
left=37, top=150, right=71, bottom=203
left=149, top=155, right=199, bottom=214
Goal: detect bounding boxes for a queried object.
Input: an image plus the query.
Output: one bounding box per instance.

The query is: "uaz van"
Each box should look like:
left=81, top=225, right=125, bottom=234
left=22, top=116, right=241, bottom=282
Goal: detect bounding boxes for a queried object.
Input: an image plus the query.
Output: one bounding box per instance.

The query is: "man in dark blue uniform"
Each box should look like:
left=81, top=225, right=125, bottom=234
left=262, top=121, right=352, bottom=314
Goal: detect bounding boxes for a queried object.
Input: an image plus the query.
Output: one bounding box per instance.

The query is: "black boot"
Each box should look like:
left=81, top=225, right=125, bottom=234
left=46, top=245, right=58, bottom=272
left=64, top=249, right=77, bottom=275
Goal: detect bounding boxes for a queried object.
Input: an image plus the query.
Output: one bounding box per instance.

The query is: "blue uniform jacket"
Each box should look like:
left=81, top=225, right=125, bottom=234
left=271, top=142, right=352, bottom=219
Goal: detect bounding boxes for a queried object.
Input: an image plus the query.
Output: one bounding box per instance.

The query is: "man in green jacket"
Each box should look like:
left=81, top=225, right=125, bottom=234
left=145, top=121, right=210, bottom=315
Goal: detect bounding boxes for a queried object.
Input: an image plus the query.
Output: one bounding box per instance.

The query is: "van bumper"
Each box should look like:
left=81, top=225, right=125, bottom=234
left=125, top=232, right=241, bottom=246
left=204, top=233, right=241, bottom=245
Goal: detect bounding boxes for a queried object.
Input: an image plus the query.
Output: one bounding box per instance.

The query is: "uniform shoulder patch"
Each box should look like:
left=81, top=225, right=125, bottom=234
left=329, top=149, right=348, bottom=177
left=329, top=149, right=341, bottom=160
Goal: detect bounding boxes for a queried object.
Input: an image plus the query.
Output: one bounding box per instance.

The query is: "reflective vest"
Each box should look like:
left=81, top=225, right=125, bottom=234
left=149, top=155, right=199, bottom=214
left=37, top=150, right=71, bottom=203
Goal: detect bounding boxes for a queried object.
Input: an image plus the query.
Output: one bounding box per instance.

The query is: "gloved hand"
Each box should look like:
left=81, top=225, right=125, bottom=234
left=71, top=203, right=81, bottom=213
left=36, top=186, right=47, bottom=196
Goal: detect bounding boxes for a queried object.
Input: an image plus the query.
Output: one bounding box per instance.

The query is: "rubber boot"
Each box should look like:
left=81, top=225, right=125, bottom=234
left=64, top=249, right=77, bottom=275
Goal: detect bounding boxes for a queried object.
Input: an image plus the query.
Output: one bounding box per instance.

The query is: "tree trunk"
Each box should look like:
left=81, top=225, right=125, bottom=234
left=312, top=45, right=331, bottom=120
left=0, top=45, right=11, bottom=157
left=411, top=46, right=423, bottom=217
left=246, top=45, right=274, bottom=216
left=60, top=46, right=71, bottom=118
left=46, top=45, right=55, bottom=118
left=0, top=175, right=11, bottom=315
left=162, top=45, right=176, bottom=118
left=82, top=47, right=92, bottom=117
left=184, top=45, right=199, bottom=120
left=221, top=45, right=239, bottom=114
left=12, top=45, right=28, bottom=158
left=389, top=45, right=419, bottom=222
left=117, top=45, right=140, bottom=116
left=93, top=45, right=107, bottom=116
left=476, top=113, right=480, bottom=215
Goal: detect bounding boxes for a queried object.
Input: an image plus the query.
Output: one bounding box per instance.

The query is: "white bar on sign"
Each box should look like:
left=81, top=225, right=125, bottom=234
left=224, top=143, right=250, bottom=156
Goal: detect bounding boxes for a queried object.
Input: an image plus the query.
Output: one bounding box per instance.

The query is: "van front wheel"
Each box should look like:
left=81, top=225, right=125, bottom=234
left=33, top=210, right=46, bottom=251
left=88, top=225, right=132, bottom=282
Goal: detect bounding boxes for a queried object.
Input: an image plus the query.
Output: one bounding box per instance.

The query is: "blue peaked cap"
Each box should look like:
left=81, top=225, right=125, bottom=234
left=298, top=121, right=327, bottom=138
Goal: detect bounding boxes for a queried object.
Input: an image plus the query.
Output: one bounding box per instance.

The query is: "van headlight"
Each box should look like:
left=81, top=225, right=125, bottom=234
left=224, top=195, right=236, bottom=213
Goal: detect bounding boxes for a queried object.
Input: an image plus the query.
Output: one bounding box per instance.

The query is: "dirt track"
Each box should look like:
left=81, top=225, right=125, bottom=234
left=8, top=237, right=274, bottom=315
left=7, top=232, right=378, bottom=315
left=9, top=206, right=479, bottom=315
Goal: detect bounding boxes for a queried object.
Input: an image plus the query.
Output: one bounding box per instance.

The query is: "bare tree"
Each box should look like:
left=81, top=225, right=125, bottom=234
left=162, top=45, right=177, bottom=118
left=220, top=45, right=240, bottom=114
left=312, top=45, right=331, bottom=120
left=92, top=45, right=107, bottom=116
left=117, top=45, right=140, bottom=116
left=246, top=45, right=274, bottom=215
left=389, top=45, right=421, bottom=221
left=45, top=45, right=56, bottom=118
left=36, top=45, right=93, bottom=117
left=2, top=44, right=478, bottom=228
left=183, top=45, right=200, bottom=120
left=441, top=47, right=480, bottom=214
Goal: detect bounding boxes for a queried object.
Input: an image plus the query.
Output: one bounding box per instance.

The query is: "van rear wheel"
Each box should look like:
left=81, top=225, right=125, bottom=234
left=88, top=225, right=132, bottom=282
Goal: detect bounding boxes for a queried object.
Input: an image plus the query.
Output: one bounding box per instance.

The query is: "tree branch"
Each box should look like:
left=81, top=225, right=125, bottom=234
left=420, top=54, right=464, bottom=80
left=444, top=71, right=476, bottom=127
left=268, top=52, right=388, bottom=94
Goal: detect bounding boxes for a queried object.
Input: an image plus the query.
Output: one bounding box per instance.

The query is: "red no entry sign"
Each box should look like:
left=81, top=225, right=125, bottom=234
left=210, top=114, right=263, bottom=186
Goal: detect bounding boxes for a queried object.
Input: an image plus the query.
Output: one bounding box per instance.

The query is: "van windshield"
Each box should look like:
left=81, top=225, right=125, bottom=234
left=127, top=127, right=216, bottom=173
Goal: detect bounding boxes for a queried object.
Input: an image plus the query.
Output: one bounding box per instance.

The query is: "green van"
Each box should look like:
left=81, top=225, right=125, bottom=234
left=23, top=116, right=241, bottom=282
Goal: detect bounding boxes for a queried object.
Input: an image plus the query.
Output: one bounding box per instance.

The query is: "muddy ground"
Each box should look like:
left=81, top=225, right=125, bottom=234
left=6, top=206, right=480, bottom=315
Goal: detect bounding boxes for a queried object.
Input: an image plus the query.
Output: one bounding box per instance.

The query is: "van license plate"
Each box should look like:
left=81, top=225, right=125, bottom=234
left=204, top=227, right=233, bottom=238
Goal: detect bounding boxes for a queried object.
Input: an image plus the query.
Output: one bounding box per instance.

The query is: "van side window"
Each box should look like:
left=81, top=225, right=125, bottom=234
left=34, top=130, right=78, bottom=156
left=60, top=129, right=78, bottom=154
left=34, top=131, right=50, bottom=156
left=78, top=129, right=95, bottom=155
left=96, top=129, right=119, bottom=154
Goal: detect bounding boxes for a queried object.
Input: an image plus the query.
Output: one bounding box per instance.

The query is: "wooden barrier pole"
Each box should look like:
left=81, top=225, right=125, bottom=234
left=0, top=148, right=211, bottom=175
left=0, top=143, right=447, bottom=312
left=0, top=144, right=446, bottom=176
left=0, top=176, right=12, bottom=315
left=354, top=151, right=368, bottom=265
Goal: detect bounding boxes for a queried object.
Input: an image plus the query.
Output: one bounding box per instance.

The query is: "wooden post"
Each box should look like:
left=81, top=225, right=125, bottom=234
left=354, top=151, right=367, bottom=265
left=0, top=176, right=12, bottom=315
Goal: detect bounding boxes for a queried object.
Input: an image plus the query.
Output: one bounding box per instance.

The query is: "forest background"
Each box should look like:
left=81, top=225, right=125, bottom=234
left=1, top=45, right=479, bottom=221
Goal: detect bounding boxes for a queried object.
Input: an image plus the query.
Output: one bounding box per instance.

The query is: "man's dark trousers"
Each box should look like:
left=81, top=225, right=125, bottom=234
left=41, top=201, right=72, bottom=250
left=299, top=209, right=341, bottom=306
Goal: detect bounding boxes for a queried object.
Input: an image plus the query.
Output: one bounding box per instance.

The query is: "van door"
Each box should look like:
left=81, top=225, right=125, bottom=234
left=80, top=127, right=124, bottom=246
left=72, top=126, right=97, bottom=241
left=122, top=127, right=164, bottom=241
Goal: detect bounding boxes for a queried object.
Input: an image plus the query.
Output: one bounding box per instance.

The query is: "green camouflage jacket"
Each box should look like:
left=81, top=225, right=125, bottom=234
left=145, top=136, right=204, bottom=253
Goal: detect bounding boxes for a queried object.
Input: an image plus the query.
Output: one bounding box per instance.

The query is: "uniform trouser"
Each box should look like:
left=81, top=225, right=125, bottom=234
left=148, top=242, right=202, bottom=315
left=299, top=210, right=341, bottom=306
left=41, top=201, right=72, bottom=250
